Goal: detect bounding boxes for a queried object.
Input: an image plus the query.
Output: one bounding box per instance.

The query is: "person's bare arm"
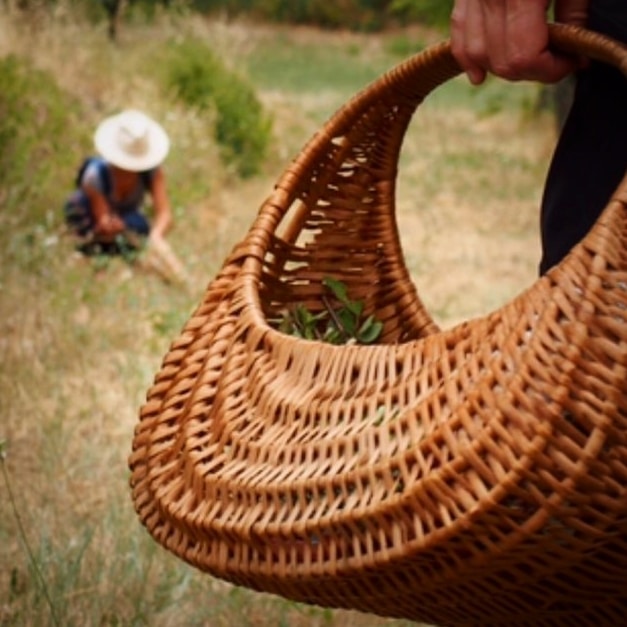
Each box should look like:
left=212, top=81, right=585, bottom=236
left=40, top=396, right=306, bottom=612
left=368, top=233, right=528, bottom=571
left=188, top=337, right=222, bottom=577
left=450, top=0, right=589, bottom=85
left=84, top=185, right=125, bottom=239
left=148, top=167, right=173, bottom=240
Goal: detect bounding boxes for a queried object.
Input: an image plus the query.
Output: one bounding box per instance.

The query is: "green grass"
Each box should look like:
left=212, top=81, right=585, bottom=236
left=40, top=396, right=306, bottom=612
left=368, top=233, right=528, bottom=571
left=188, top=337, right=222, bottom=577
left=425, top=74, right=541, bottom=115
left=245, top=37, right=393, bottom=94
left=245, top=29, right=539, bottom=115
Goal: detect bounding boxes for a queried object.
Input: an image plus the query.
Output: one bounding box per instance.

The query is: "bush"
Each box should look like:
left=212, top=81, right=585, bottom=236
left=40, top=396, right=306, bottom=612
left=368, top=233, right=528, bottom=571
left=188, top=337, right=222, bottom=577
left=0, top=56, right=25, bottom=187
left=0, top=55, right=87, bottom=242
left=187, top=0, right=451, bottom=31
left=166, top=39, right=272, bottom=178
left=252, top=0, right=387, bottom=30
left=389, top=0, right=454, bottom=29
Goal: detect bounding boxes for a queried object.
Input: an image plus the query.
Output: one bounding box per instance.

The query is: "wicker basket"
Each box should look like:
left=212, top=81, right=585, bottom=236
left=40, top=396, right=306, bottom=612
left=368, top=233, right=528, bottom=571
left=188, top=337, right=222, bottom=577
left=129, top=24, right=627, bottom=626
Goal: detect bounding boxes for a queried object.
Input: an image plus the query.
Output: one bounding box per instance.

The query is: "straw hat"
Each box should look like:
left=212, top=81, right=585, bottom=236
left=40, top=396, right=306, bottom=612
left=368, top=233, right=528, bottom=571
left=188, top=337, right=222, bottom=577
left=94, top=109, right=170, bottom=172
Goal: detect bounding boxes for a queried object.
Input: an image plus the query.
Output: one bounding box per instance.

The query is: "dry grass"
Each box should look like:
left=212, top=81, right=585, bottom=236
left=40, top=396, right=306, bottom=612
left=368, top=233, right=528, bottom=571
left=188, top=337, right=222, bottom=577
left=0, top=7, right=556, bottom=626
left=396, top=104, right=555, bottom=325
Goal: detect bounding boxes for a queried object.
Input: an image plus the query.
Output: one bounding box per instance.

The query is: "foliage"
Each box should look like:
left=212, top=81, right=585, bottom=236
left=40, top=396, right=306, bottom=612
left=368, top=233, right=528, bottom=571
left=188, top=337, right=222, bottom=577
left=274, top=277, right=383, bottom=345
left=188, top=0, right=451, bottom=31
left=11, top=0, right=454, bottom=32
left=389, top=0, right=455, bottom=28
left=0, top=57, right=27, bottom=194
left=250, top=0, right=389, bottom=31
left=0, top=55, right=87, bottom=268
left=0, top=56, right=69, bottom=202
left=166, top=39, right=272, bottom=178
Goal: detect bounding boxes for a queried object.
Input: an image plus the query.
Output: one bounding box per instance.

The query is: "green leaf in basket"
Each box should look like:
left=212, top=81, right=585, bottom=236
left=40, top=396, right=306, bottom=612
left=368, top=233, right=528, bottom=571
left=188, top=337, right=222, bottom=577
left=357, top=315, right=383, bottom=344
left=337, top=308, right=357, bottom=336
left=322, top=276, right=350, bottom=305
left=274, top=276, right=384, bottom=346
left=322, top=322, right=343, bottom=344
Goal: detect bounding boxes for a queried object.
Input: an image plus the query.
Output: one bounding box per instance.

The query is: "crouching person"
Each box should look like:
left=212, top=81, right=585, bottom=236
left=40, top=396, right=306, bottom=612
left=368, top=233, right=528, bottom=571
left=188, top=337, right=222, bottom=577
left=65, top=109, right=173, bottom=255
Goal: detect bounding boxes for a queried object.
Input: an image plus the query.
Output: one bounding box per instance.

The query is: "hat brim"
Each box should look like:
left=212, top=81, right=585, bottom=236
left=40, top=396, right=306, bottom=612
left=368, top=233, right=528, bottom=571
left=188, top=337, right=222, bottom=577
left=94, top=112, right=170, bottom=172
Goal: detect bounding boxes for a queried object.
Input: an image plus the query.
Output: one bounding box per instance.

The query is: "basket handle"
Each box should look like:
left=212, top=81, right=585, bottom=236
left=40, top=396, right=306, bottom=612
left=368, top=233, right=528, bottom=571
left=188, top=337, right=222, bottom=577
left=547, top=23, right=627, bottom=73
left=244, top=23, right=627, bottom=272
left=402, top=23, right=627, bottom=108
left=363, top=23, right=627, bottom=121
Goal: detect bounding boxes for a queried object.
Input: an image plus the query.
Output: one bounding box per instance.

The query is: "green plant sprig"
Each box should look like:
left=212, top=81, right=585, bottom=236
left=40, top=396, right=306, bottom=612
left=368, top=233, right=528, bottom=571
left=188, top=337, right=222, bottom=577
left=274, top=277, right=383, bottom=345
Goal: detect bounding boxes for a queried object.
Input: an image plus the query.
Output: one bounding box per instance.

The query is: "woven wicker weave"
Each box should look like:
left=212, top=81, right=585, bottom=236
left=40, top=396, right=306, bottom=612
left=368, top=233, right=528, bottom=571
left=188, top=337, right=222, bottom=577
left=130, top=24, right=627, bottom=626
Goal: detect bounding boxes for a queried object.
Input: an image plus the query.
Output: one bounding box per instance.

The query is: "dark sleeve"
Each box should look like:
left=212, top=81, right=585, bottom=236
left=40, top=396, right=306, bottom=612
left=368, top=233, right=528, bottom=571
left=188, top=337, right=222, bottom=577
left=588, top=0, right=627, bottom=43
left=538, top=3, right=627, bottom=274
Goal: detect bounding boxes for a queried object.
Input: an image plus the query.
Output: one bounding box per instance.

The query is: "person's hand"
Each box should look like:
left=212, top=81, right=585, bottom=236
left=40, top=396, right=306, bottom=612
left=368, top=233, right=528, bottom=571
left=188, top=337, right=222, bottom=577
left=147, top=231, right=166, bottom=249
left=451, top=0, right=589, bottom=85
left=95, top=213, right=125, bottom=240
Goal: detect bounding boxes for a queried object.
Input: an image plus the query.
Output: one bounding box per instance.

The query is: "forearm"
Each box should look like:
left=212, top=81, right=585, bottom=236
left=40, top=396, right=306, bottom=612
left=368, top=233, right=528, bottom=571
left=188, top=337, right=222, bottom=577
left=148, top=167, right=173, bottom=238
left=87, top=190, right=110, bottom=223
left=150, top=210, right=173, bottom=238
left=83, top=188, right=124, bottom=238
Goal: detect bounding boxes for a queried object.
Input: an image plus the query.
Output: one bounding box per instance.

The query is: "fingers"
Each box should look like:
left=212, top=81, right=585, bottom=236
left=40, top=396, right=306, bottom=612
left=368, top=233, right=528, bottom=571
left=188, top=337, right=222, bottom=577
left=503, top=0, right=569, bottom=82
left=451, top=0, right=586, bottom=84
left=451, top=0, right=489, bottom=84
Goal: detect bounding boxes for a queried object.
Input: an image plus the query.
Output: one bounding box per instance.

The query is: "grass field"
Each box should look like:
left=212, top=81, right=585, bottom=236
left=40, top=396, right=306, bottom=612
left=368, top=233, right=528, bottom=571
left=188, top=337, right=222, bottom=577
left=0, top=7, right=557, bottom=626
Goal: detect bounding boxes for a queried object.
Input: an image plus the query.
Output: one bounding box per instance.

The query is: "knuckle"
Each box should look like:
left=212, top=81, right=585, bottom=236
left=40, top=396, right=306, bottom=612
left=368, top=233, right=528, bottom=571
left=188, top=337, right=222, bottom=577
left=493, top=52, right=533, bottom=80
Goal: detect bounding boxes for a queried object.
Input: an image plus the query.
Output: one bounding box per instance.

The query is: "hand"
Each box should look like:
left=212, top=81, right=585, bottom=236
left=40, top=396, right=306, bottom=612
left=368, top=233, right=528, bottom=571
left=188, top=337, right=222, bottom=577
left=451, top=0, right=589, bottom=85
left=95, top=213, right=125, bottom=240
left=147, top=230, right=167, bottom=248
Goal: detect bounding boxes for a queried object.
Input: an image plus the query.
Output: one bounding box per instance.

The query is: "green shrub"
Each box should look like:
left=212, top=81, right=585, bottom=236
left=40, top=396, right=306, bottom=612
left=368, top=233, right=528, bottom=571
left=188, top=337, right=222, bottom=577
left=187, top=0, right=450, bottom=31
left=389, top=0, right=454, bottom=29
left=193, top=0, right=451, bottom=30
left=0, top=55, right=87, bottom=254
left=166, top=40, right=272, bottom=178
left=0, top=55, right=39, bottom=191
left=253, top=0, right=385, bottom=30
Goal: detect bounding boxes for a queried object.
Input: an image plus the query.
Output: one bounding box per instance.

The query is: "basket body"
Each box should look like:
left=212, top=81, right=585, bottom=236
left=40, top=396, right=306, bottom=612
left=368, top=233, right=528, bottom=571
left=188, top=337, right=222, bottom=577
left=130, top=26, right=627, bottom=626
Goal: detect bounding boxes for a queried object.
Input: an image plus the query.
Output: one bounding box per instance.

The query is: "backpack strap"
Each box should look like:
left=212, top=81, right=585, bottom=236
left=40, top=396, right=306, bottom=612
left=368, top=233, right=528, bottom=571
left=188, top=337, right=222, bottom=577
left=77, top=157, right=154, bottom=197
left=76, top=156, right=112, bottom=196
